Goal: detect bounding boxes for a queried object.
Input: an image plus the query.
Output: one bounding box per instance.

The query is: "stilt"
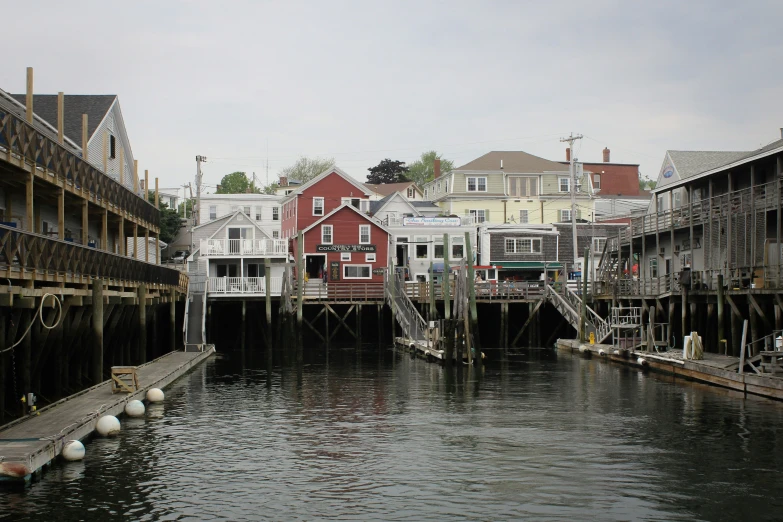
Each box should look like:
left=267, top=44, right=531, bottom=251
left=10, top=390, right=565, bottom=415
left=0, top=310, right=5, bottom=423
left=169, top=290, right=177, bottom=352
left=377, top=304, right=382, bottom=345
left=20, top=310, right=32, bottom=407
left=500, top=303, right=507, bottom=352
left=265, top=258, right=273, bottom=353
left=356, top=304, right=362, bottom=349
left=668, top=299, right=675, bottom=348
left=731, top=303, right=742, bottom=357
left=749, top=300, right=759, bottom=352
left=681, top=286, right=688, bottom=344
left=775, top=302, right=782, bottom=333
left=717, top=274, right=725, bottom=353
left=444, top=319, right=454, bottom=367
left=137, top=285, right=147, bottom=364
left=528, top=302, right=534, bottom=347
left=706, top=303, right=715, bottom=353
left=241, top=300, right=247, bottom=350
left=92, top=280, right=104, bottom=383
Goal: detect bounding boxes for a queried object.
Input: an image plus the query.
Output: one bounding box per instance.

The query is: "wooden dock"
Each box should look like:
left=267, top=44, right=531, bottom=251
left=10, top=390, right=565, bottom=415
left=0, top=347, right=215, bottom=482
left=394, top=336, right=443, bottom=360
left=557, top=339, right=783, bottom=401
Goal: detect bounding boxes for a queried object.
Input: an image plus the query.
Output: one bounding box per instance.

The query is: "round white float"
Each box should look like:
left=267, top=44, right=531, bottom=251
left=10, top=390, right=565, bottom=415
left=96, top=415, right=121, bottom=436
left=598, top=349, right=606, bottom=356
left=62, top=440, right=85, bottom=461
left=578, top=344, right=588, bottom=353
left=125, top=400, right=145, bottom=417
left=146, top=388, right=165, bottom=403
left=637, top=357, right=649, bottom=367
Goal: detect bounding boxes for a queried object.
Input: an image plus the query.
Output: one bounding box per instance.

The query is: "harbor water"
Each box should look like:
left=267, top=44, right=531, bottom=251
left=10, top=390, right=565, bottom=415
left=3, top=346, right=783, bottom=521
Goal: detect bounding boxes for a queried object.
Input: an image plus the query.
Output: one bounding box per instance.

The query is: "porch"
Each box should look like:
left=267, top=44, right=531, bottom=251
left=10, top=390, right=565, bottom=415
left=200, top=238, right=287, bottom=257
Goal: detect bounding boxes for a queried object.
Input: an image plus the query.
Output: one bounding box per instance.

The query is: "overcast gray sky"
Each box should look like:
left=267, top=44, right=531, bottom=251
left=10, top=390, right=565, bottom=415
left=4, top=1, right=782, bottom=193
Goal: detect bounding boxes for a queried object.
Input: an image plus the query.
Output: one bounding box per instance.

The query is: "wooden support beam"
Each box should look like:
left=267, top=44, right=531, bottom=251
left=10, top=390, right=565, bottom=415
left=137, top=285, right=147, bottom=363
left=169, top=290, right=177, bottom=352
left=101, top=209, right=108, bottom=250
left=81, top=199, right=88, bottom=246
left=511, top=298, right=545, bottom=347
left=726, top=294, right=742, bottom=319
left=26, top=171, right=34, bottom=232
left=57, top=92, right=64, bottom=145
left=325, top=304, right=357, bottom=341
left=119, top=217, right=125, bottom=256
left=92, top=280, right=104, bottom=384
left=303, top=316, right=326, bottom=343
left=154, top=177, right=159, bottom=209
left=57, top=187, right=65, bottom=240
left=144, top=170, right=149, bottom=199
left=81, top=114, right=89, bottom=163
left=26, top=67, right=34, bottom=123
left=748, top=293, right=772, bottom=331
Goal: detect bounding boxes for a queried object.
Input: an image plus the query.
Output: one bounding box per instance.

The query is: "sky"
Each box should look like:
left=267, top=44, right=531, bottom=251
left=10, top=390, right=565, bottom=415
left=4, top=1, right=782, bottom=196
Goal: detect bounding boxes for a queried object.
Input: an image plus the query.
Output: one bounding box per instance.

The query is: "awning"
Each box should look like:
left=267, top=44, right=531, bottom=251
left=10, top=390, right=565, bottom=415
left=490, top=262, right=562, bottom=269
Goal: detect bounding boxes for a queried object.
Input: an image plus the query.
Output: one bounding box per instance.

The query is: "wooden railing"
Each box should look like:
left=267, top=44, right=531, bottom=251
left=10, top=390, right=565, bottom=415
left=0, top=106, right=159, bottom=228
left=0, top=224, right=182, bottom=287
left=402, top=280, right=545, bottom=301
left=200, top=238, right=287, bottom=257
left=295, top=282, right=385, bottom=301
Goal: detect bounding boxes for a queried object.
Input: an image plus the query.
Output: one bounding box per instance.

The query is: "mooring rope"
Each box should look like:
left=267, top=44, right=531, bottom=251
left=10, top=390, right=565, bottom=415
left=0, top=293, right=63, bottom=354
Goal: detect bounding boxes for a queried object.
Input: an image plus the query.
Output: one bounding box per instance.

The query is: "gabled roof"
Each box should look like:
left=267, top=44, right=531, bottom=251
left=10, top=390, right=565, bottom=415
left=364, top=181, right=422, bottom=197
left=195, top=210, right=271, bottom=239
left=369, top=192, right=422, bottom=217
left=10, top=94, right=117, bottom=145
left=667, top=150, right=749, bottom=180
left=301, top=203, right=391, bottom=236
left=410, top=201, right=441, bottom=208
left=281, top=166, right=371, bottom=203
left=456, top=151, right=569, bottom=173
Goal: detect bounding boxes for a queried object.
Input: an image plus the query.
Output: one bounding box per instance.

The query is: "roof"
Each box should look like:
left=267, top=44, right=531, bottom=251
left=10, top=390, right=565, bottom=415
left=410, top=201, right=441, bottom=208
left=300, top=203, right=391, bottom=236
left=667, top=150, right=749, bottom=180
left=10, top=94, right=117, bottom=144
left=200, top=193, right=281, bottom=201
left=369, top=193, right=395, bottom=214
left=202, top=210, right=271, bottom=239
left=281, top=166, right=371, bottom=203
left=456, top=151, right=569, bottom=173
left=364, top=182, right=420, bottom=197
left=369, top=192, right=421, bottom=217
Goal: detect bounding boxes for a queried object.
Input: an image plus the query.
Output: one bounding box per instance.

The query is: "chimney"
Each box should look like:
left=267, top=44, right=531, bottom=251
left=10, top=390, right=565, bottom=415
left=603, top=147, right=611, bottom=163
left=565, top=147, right=571, bottom=162
left=216, top=184, right=222, bottom=192
left=280, top=176, right=288, bottom=187
left=434, top=158, right=441, bottom=179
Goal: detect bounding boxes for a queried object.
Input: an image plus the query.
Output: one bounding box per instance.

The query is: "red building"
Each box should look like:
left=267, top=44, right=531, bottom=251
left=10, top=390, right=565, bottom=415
left=280, top=167, right=373, bottom=241
left=296, top=204, right=390, bottom=282
left=562, top=147, right=640, bottom=196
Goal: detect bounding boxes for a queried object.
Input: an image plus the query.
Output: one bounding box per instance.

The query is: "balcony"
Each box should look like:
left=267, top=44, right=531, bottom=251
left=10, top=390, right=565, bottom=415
left=200, top=238, right=288, bottom=257
left=208, top=276, right=282, bottom=295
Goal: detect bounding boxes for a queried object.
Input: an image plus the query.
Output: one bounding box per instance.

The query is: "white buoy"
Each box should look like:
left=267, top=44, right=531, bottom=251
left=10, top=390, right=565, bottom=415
left=96, top=415, right=121, bottom=436
left=637, top=357, right=649, bottom=367
left=598, top=349, right=606, bottom=356
left=62, top=440, right=85, bottom=461
left=578, top=344, right=588, bottom=353
left=146, top=388, right=165, bottom=403
left=125, top=400, right=145, bottom=417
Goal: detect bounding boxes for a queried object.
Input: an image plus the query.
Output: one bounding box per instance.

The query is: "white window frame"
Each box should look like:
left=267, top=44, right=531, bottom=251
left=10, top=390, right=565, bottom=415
left=272, top=207, right=279, bottom=221
left=593, top=174, right=601, bottom=190
left=365, top=253, right=376, bottom=262
left=407, top=187, right=414, bottom=198
left=505, top=237, right=542, bottom=254
left=433, top=238, right=444, bottom=260
left=593, top=237, right=607, bottom=254
left=451, top=236, right=464, bottom=259
left=559, top=177, right=570, bottom=193
left=321, top=224, right=333, bottom=244
left=424, top=189, right=428, bottom=198
left=649, top=257, right=658, bottom=278
left=466, top=176, right=487, bottom=192
left=560, top=209, right=571, bottom=222
left=242, top=206, right=250, bottom=216
left=341, top=252, right=352, bottom=261
left=469, top=209, right=486, bottom=223
left=209, top=205, right=217, bottom=220
left=272, top=231, right=279, bottom=239
left=519, top=209, right=529, bottom=224
left=414, top=235, right=429, bottom=259
left=313, top=197, right=324, bottom=216
left=359, top=224, right=371, bottom=244
left=343, top=264, right=372, bottom=279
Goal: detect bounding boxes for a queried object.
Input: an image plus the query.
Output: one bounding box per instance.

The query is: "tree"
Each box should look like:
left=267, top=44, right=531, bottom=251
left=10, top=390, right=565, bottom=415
left=262, top=183, right=279, bottom=195
left=367, top=159, right=409, bottom=184
left=639, top=177, right=657, bottom=191
left=278, top=156, right=336, bottom=184
left=146, top=190, right=182, bottom=245
left=215, top=171, right=260, bottom=194
left=177, top=198, right=195, bottom=218
left=406, top=151, right=454, bottom=187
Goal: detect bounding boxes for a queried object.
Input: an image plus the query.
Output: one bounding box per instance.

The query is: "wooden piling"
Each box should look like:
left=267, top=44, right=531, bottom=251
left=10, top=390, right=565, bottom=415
left=296, top=232, right=304, bottom=330
left=91, top=280, right=104, bottom=383
left=443, top=233, right=451, bottom=320
left=749, top=299, right=759, bottom=349
left=0, top=311, right=5, bottom=423
left=265, top=258, right=272, bottom=350
left=444, top=319, right=454, bottom=367
left=706, top=303, right=715, bottom=352
left=580, top=247, right=589, bottom=342
left=429, top=261, right=436, bottom=320
left=717, top=274, right=725, bottom=353
left=681, top=285, right=688, bottom=344
left=137, top=285, right=147, bottom=363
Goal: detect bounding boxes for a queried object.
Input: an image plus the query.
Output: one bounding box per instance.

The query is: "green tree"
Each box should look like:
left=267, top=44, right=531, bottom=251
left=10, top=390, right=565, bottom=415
left=216, top=171, right=260, bottom=194
left=262, top=183, right=279, bottom=195
left=406, top=151, right=454, bottom=187
left=639, top=177, right=657, bottom=191
left=367, top=159, right=409, bottom=184
left=278, top=156, right=336, bottom=184
left=146, top=191, right=181, bottom=244
left=177, top=198, right=195, bottom=218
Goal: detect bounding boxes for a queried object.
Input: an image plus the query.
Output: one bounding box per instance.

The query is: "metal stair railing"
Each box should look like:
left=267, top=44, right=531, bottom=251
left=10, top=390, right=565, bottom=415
left=385, top=273, right=428, bottom=344
left=545, top=285, right=612, bottom=343
left=183, top=269, right=207, bottom=349
left=564, top=288, right=612, bottom=342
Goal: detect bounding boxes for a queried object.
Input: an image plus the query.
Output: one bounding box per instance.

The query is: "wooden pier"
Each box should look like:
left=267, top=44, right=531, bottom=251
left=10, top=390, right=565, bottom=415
left=0, top=346, right=214, bottom=482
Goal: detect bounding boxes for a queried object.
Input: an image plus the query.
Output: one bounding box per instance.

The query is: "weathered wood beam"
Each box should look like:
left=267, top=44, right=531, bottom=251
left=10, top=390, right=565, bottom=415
left=511, top=298, right=545, bottom=347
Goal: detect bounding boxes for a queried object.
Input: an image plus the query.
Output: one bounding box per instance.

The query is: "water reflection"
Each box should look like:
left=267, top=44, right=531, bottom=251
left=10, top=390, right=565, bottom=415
left=3, top=346, right=783, bottom=521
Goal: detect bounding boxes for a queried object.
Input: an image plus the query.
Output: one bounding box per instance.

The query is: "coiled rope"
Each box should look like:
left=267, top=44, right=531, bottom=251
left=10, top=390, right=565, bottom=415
left=0, top=293, right=63, bottom=354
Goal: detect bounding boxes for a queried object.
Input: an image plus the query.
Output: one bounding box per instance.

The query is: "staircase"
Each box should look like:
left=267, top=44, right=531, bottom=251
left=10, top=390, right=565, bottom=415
left=545, top=285, right=612, bottom=343
left=385, top=273, right=427, bottom=345
left=596, top=236, right=620, bottom=282
left=184, top=268, right=207, bottom=351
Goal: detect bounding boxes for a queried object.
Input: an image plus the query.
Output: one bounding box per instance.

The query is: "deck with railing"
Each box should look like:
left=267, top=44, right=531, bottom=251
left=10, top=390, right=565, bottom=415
left=200, top=238, right=288, bottom=257
left=403, top=280, right=546, bottom=302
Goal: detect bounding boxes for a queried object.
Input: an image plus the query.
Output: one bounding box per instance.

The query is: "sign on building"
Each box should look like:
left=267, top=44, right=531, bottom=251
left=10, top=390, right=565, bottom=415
left=316, top=244, right=377, bottom=253
left=402, top=217, right=461, bottom=226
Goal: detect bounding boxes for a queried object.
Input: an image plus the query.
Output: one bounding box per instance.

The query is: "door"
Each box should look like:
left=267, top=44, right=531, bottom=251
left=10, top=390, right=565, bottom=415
left=306, top=254, right=326, bottom=278
left=665, top=258, right=671, bottom=275
left=247, top=264, right=259, bottom=277
left=228, top=228, right=241, bottom=253
left=216, top=264, right=227, bottom=277
left=228, top=264, right=238, bottom=277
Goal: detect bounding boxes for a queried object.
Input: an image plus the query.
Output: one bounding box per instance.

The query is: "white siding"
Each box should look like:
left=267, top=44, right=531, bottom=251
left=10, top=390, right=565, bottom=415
left=199, top=195, right=282, bottom=237
left=86, top=100, right=139, bottom=197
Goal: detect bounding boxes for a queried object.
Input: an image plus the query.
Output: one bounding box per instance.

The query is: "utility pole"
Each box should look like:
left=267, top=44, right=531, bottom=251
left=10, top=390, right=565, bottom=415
left=560, top=133, right=583, bottom=274
left=195, top=155, right=207, bottom=226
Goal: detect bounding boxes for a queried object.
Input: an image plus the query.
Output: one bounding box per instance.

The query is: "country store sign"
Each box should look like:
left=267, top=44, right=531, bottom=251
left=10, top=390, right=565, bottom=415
left=403, top=217, right=461, bottom=226
left=316, top=244, right=377, bottom=253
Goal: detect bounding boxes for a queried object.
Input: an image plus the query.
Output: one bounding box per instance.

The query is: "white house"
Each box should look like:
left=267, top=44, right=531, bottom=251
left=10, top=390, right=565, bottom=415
left=198, top=193, right=282, bottom=239
left=365, top=181, right=424, bottom=201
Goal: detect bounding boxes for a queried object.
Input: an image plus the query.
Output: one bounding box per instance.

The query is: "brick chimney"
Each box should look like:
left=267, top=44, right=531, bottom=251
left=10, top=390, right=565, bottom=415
left=216, top=184, right=222, bottom=192
left=434, top=158, right=441, bottom=179
left=280, top=176, right=288, bottom=187
left=603, top=147, right=611, bottom=163
left=565, top=147, right=571, bottom=162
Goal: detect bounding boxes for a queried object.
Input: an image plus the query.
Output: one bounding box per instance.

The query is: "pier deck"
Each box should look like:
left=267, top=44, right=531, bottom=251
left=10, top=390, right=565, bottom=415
left=557, top=339, right=783, bottom=401
left=0, top=347, right=215, bottom=482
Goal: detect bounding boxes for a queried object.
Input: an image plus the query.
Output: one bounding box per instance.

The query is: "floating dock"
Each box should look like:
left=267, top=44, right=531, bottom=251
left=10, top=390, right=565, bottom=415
left=557, top=339, right=783, bottom=401
left=394, top=336, right=443, bottom=360
left=0, top=347, right=215, bottom=482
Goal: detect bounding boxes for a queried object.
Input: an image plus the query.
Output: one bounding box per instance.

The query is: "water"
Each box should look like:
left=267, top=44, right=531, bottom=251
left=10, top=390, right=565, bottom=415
left=4, top=347, right=783, bottom=521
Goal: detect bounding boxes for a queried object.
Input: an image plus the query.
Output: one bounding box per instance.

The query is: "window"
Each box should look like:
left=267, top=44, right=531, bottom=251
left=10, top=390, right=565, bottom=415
left=209, top=206, right=217, bottom=220
left=272, top=207, right=279, bottom=221
left=243, top=206, right=250, bottom=216
left=593, top=237, right=607, bottom=254
left=313, top=197, right=324, bottom=216
left=359, top=225, right=371, bottom=244
left=255, top=210, right=262, bottom=221
left=110, top=135, right=116, bottom=159
left=560, top=209, right=571, bottom=222
left=519, top=210, right=529, bottom=224
left=365, top=253, right=376, bottom=262
left=673, top=191, right=682, bottom=209
left=451, top=236, right=464, bottom=258
left=341, top=253, right=352, bottom=261
left=433, top=240, right=444, bottom=259
left=509, top=176, right=538, bottom=197
left=649, top=258, right=658, bottom=278
left=360, top=200, right=371, bottom=213
left=272, top=231, right=279, bottom=239
left=593, top=174, right=601, bottom=190
left=424, top=189, right=428, bottom=198
left=321, top=224, right=333, bottom=244
left=407, top=187, right=414, bottom=198
left=444, top=181, right=448, bottom=192
left=467, top=176, right=487, bottom=192
left=682, top=252, right=692, bottom=268
left=505, top=238, right=542, bottom=254
left=559, top=177, right=570, bottom=193
left=657, top=195, right=665, bottom=211
left=469, top=209, right=487, bottom=223
left=437, top=182, right=441, bottom=192
left=415, top=236, right=428, bottom=259
left=344, top=265, right=371, bottom=279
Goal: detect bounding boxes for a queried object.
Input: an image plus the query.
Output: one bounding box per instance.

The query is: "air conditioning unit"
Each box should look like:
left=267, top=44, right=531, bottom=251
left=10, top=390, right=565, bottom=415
left=659, top=247, right=666, bottom=256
